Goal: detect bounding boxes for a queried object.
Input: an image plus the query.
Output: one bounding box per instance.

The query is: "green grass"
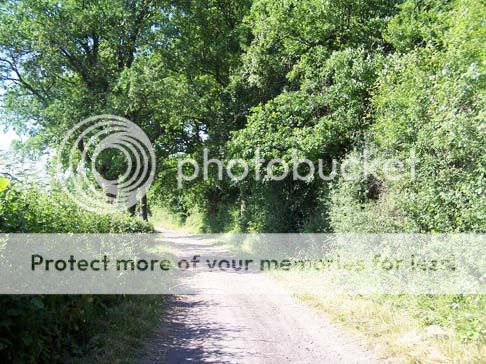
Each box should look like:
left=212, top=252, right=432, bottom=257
left=150, top=207, right=204, bottom=233
left=72, top=295, right=166, bottom=364
left=269, top=267, right=486, bottom=363
left=296, top=293, right=485, bottom=364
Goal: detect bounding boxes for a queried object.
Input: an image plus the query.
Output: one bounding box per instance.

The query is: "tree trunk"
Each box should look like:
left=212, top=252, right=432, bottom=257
left=141, top=194, right=148, bottom=221
left=129, top=202, right=137, bottom=217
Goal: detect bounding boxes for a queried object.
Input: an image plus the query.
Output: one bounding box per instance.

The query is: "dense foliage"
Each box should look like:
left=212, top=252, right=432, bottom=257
left=0, top=185, right=153, bottom=233
left=2, top=1, right=482, bottom=233
left=148, top=0, right=484, bottom=234
left=0, top=181, right=153, bottom=363
left=330, top=0, right=485, bottom=233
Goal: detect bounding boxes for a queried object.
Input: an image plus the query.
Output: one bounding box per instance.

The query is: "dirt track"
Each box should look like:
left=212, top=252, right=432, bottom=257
left=137, top=229, right=378, bottom=364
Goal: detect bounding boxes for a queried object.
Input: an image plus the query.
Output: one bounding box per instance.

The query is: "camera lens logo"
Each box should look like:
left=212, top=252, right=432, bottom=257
left=57, top=115, right=156, bottom=213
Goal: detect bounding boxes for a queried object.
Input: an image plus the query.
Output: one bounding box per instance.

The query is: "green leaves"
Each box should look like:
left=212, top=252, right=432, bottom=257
left=0, top=177, right=10, bottom=193
left=0, top=185, right=153, bottom=233
left=1, top=0, right=483, bottom=235
left=330, top=0, right=486, bottom=233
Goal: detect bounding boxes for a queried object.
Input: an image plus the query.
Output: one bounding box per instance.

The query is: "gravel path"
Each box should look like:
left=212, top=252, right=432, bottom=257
left=137, top=229, right=378, bottom=364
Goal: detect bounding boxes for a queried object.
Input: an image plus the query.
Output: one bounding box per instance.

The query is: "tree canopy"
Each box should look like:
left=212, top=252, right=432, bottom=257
left=1, top=0, right=484, bottom=231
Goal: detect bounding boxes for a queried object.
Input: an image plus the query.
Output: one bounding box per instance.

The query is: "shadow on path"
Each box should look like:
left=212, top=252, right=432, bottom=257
left=137, top=296, right=254, bottom=364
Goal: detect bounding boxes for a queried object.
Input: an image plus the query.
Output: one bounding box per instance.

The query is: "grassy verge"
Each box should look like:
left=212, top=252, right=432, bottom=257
left=150, top=207, right=204, bottom=233
left=72, top=234, right=173, bottom=363
left=295, top=293, right=485, bottom=364
left=72, top=295, right=166, bottom=364
left=266, top=261, right=485, bottom=363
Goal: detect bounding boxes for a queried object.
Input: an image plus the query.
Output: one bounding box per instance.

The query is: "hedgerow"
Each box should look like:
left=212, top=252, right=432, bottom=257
left=0, top=181, right=153, bottom=363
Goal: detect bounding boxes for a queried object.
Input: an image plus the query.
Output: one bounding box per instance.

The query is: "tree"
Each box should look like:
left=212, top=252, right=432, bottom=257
left=0, top=0, right=172, bottom=218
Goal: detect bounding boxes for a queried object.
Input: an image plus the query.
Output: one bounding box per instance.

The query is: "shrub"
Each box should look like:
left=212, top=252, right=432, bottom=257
left=0, top=181, right=153, bottom=363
